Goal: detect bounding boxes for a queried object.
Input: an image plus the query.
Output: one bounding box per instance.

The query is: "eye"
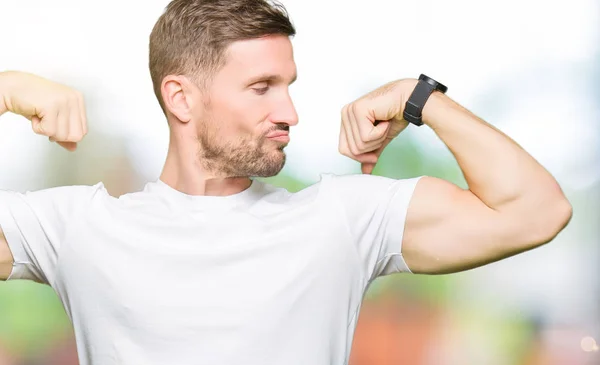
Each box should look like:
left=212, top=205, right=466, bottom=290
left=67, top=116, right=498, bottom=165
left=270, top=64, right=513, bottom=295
left=252, top=86, right=269, bottom=95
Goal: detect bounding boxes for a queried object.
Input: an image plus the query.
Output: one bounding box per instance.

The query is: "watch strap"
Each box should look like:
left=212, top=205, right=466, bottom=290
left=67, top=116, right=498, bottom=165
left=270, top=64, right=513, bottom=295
left=403, top=74, right=447, bottom=126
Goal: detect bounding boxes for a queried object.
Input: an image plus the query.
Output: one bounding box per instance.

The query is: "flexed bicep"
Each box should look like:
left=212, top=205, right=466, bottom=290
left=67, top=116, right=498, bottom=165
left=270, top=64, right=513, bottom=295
left=401, top=176, right=547, bottom=275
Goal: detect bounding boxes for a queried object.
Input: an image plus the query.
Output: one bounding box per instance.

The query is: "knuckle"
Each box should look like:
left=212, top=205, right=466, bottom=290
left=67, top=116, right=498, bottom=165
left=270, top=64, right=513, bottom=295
left=366, top=130, right=380, bottom=142
left=61, top=93, right=71, bottom=104
left=350, top=102, right=357, bottom=115
left=42, top=123, right=57, bottom=136
left=69, top=93, right=80, bottom=105
left=351, top=100, right=364, bottom=116
left=66, top=133, right=80, bottom=142
left=355, top=140, right=366, bottom=152
left=341, top=104, right=348, bottom=115
left=349, top=144, right=360, bottom=156
left=360, top=129, right=371, bottom=142
left=338, top=145, right=351, bottom=158
left=55, top=132, right=68, bottom=141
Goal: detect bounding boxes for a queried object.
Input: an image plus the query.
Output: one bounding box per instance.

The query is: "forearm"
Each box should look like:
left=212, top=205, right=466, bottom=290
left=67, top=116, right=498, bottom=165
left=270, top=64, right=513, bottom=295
left=421, top=90, right=572, bottom=237
left=0, top=70, right=41, bottom=118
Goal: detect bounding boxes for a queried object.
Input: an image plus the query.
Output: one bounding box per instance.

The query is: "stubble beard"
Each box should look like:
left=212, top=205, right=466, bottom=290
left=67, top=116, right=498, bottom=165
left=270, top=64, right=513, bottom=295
left=197, top=126, right=287, bottom=178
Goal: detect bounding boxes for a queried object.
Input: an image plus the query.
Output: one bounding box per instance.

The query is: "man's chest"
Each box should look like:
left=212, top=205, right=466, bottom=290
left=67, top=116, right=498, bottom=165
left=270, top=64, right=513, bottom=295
left=56, top=212, right=364, bottom=337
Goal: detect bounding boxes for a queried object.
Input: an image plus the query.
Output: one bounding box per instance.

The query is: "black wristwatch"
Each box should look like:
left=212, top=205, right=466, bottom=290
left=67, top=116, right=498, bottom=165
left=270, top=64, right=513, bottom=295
left=403, top=74, right=447, bottom=126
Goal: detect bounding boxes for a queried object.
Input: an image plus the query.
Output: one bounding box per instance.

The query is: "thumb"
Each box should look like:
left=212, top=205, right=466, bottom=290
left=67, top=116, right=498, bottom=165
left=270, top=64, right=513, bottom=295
left=31, top=116, right=46, bottom=135
left=369, top=120, right=390, bottom=140
left=56, top=141, right=78, bottom=151
left=361, top=162, right=375, bottom=174
left=360, top=139, right=392, bottom=175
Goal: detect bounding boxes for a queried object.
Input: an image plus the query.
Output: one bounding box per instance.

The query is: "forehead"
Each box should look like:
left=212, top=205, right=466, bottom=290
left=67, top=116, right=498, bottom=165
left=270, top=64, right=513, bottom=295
left=219, top=35, right=297, bottom=82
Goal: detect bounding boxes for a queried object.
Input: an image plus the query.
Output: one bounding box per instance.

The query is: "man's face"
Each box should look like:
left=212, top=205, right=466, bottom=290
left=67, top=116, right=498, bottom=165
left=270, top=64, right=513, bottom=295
left=191, top=35, right=298, bottom=178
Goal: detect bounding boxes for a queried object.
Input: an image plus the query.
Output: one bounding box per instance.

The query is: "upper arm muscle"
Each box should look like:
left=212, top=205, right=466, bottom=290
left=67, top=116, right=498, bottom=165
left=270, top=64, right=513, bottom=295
left=401, top=177, right=526, bottom=275
left=0, top=229, right=14, bottom=280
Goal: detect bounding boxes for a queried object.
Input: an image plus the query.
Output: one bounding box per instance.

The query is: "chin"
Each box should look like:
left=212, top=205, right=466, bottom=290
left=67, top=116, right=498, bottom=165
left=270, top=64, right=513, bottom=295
left=251, top=150, right=286, bottom=177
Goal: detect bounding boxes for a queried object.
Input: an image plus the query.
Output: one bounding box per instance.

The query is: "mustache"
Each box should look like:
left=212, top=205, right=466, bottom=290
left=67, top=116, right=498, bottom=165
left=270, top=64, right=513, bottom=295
left=265, top=125, right=290, bottom=134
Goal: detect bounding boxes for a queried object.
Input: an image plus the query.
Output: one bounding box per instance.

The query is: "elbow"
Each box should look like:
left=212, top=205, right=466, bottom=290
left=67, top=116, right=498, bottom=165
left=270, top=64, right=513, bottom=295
left=551, top=198, right=573, bottom=236
left=527, top=196, right=573, bottom=246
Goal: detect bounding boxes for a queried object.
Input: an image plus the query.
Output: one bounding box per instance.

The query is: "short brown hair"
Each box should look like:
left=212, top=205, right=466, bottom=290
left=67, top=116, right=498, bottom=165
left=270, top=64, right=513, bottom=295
left=149, top=0, right=296, bottom=113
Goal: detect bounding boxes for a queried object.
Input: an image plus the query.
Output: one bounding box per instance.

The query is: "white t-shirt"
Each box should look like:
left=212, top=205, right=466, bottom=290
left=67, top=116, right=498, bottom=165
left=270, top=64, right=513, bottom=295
left=1, top=173, right=422, bottom=365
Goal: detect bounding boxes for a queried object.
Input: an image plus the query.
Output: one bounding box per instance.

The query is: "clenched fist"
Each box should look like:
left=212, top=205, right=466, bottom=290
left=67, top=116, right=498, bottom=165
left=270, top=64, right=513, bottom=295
left=0, top=71, right=88, bottom=151
left=339, top=78, right=418, bottom=174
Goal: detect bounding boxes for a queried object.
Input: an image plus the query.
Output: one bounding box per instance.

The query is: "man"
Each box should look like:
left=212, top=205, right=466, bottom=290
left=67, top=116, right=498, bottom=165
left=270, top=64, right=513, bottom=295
left=0, top=0, right=572, bottom=364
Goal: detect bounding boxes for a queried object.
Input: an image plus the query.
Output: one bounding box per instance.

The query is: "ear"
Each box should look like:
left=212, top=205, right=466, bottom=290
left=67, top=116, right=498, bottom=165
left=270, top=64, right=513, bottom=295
left=161, top=75, right=196, bottom=123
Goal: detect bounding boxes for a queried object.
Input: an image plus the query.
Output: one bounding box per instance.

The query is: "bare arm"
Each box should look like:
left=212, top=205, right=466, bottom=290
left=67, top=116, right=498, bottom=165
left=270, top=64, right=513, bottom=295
left=401, top=85, right=572, bottom=274
left=339, top=78, right=572, bottom=275
left=0, top=71, right=87, bottom=280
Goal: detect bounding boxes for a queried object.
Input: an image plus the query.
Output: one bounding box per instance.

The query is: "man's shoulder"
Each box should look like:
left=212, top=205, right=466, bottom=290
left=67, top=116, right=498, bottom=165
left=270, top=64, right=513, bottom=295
left=251, top=176, right=330, bottom=207
left=0, top=182, right=113, bottom=223
left=296, top=173, right=425, bottom=207
left=1, top=181, right=110, bottom=203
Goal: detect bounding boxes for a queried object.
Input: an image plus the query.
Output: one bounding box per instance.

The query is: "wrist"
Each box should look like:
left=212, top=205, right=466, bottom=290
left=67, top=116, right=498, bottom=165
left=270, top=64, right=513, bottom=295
left=400, top=75, right=451, bottom=128
left=396, top=78, right=419, bottom=118
left=0, top=71, right=22, bottom=116
left=421, top=90, right=451, bottom=129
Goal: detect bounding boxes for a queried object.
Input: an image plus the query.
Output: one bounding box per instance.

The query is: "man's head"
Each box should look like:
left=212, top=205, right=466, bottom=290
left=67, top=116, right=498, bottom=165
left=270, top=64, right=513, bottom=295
left=149, top=0, right=298, bottom=178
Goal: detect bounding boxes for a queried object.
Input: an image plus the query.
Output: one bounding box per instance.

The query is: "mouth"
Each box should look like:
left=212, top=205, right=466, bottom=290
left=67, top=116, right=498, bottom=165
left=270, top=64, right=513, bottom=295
left=265, top=131, right=290, bottom=143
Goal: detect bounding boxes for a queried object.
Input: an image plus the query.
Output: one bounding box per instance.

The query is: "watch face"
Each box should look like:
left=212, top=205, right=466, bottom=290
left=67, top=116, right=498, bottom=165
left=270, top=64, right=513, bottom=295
left=419, top=74, right=448, bottom=93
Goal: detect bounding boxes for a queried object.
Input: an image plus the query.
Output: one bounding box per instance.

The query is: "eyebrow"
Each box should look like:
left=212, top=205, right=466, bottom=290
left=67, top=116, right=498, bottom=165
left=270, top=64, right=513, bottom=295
left=247, top=73, right=297, bottom=86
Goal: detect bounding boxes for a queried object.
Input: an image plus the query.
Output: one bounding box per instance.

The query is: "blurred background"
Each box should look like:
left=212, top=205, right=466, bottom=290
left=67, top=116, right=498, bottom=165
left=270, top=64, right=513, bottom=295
left=0, top=0, right=598, bottom=364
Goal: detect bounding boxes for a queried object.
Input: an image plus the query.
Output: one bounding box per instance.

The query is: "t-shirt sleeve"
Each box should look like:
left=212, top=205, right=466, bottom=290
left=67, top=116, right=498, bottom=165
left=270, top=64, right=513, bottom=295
left=0, top=184, right=104, bottom=285
left=325, top=173, right=423, bottom=281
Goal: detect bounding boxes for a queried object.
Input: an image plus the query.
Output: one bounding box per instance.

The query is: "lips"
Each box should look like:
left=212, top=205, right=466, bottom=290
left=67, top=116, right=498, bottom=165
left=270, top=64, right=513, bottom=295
left=265, top=130, right=289, bottom=139
left=265, top=130, right=290, bottom=143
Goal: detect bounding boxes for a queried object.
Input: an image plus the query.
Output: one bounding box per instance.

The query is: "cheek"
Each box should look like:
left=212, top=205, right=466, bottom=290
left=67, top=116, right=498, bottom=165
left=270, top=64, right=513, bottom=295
left=210, top=90, right=270, bottom=136
left=230, top=104, right=269, bottom=136
left=206, top=110, right=257, bottom=143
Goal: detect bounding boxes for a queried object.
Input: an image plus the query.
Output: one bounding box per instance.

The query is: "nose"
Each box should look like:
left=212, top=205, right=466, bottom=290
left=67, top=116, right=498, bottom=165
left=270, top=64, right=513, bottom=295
left=272, top=92, right=299, bottom=126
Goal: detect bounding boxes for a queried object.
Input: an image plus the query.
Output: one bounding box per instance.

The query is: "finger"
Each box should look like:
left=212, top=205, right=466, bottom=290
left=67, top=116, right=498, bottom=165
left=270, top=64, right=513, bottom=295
left=354, top=102, right=391, bottom=144
left=344, top=106, right=378, bottom=158
left=31, top=116, right=44, bottom=135
left=361, top=162, right=375, bottom=175
left=352, top=102, right=377, bottom=143
left=77, top=92, right=88, bottom=136
left=338, top=115, right=350, bottom=156
left=370, top=120, right=391, bottom=141
left=341, top=105, right=384, bottom=162
left=347, top=103, right=365, bottom=153
left=354, top=152, right=378, bottom=164
left=360, top=143, right=386, bottom=175
left=68, top=94, right=83, bottom=142
left=43, top=108, right=60, bottom=139
left=54, top=100, right=70, bottom=142
left=360, top=135, right=394, bottom=175
left=341, top=105, right=359, bottom=157
left=57, top=141, right=78, bottom=151
left=347, top=104, right=380, bottom=154
left=342, top=122, right=378, bottom=165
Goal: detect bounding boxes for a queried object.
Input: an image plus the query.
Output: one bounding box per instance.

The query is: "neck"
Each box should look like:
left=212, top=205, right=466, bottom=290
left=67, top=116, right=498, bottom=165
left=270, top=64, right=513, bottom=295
left=159, top=131, right=252, bottom=197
